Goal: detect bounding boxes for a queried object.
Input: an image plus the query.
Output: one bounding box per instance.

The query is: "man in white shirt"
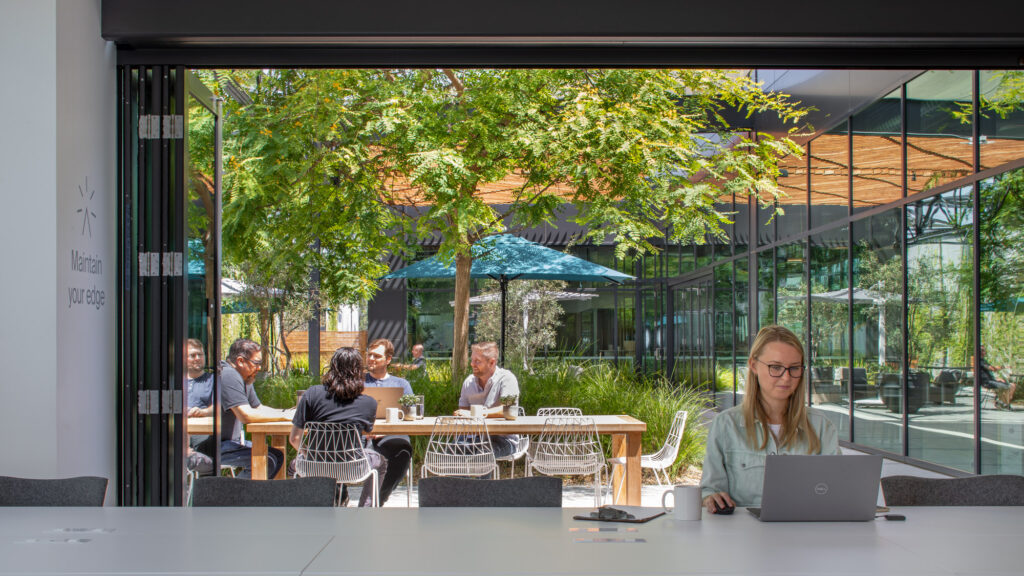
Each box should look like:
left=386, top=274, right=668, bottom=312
left=455, top=341, right=520, bottom=457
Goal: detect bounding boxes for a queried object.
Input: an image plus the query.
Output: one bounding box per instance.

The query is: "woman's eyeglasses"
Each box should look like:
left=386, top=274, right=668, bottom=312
left=755, top=359, right=804, bottom=378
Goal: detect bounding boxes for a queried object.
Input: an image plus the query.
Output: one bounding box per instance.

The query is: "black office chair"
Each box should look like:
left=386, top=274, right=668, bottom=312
left=418, top=476, right=562, bottom=507
left=0, top=475, right=108, bottom=506
left=881, top=475, right=1024, bottom=506
left=191, top=476, right=337, bottom=507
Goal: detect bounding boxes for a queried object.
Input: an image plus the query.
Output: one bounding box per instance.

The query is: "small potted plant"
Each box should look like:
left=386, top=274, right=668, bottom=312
left=500, top=395, right=519, bottom=420
left=399, top=394, right=418, bottom=420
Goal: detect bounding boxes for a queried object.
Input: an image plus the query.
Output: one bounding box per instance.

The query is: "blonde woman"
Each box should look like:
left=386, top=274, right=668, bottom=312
left=700, top=325, right=840, bottom=513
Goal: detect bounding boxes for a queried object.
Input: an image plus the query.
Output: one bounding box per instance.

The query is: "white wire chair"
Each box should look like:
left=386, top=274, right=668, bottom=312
left=607, top=410, right=688, bottom=503
left=527, top=416, right=606, bottom=507
left=495, top=407, right=529, bottom=478
left=536, top=407, right=583, bottom=417
left=421, top=417, right=499, bottom=479
left=294, top=422, right=379, bottom=507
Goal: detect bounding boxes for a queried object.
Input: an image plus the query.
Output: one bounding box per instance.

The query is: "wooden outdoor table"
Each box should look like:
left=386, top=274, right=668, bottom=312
left=186, top=416, right=292, bottom=481
left=190, top=414, right=647, bottom=504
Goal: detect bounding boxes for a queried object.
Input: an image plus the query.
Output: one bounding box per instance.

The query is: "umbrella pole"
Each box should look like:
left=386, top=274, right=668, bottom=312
left=500, top=276, right=508, bottom=367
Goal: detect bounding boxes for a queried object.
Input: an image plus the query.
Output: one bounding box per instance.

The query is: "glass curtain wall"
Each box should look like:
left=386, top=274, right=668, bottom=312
left=851, top=210, right=903, bottom=454
left=713, top=263, right=737, bottom=402
left=810, top=121, right=850, bottom=229
left=672, top=276, right=714, bottom=388
left=808, top=226, right=850, bottom=437
left=775, top=242, right=806, bottom=339
left=907, top=186, right=975, bottom=471
left=906, top=71, right=974, bottom=196
left=852, top=89, right=903, bottom=214
left=979, top=166, right=1024, bottom=474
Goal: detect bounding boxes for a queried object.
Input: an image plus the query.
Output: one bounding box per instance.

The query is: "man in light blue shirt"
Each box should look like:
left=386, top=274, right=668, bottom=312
left=364, top=338, right=413, bottom=504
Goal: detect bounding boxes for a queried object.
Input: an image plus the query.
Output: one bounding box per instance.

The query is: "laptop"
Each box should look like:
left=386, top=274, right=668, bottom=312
left=363, top=387, right=404, bottom=419
left=748, top=454, right=882, bottom=522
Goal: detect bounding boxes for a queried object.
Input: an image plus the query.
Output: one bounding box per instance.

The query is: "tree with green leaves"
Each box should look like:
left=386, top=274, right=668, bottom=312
left=474, top=279, right=567, bottom=371
left=205, top=69, right=808, bottom=375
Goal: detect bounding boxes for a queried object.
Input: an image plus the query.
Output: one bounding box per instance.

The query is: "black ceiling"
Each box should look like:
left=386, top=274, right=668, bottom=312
left=104, top=0, right=1024, bottom=68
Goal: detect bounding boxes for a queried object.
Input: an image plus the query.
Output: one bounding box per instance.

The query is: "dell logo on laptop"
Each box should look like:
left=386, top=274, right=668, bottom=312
left=814, top=483, right=830, bottom=496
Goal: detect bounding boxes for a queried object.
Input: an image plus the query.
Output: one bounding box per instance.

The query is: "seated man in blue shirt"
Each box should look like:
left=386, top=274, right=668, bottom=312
left=365, top=338, right=414, bottom=504
left=185, top=338, right=215, bottom=475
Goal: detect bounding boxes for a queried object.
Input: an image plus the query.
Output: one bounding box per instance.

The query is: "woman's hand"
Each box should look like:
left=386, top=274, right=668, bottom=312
left=703, top=492, right=735, bottom=513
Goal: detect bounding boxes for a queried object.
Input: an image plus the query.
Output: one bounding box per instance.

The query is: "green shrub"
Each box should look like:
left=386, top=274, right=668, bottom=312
left=254, top=373, right=318, bottom=409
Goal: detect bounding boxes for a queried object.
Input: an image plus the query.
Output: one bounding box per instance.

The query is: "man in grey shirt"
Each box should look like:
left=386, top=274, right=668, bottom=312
left=456, top=341, right=520, bottom=458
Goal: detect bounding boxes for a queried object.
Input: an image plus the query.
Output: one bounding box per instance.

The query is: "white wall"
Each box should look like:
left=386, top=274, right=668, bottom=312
left=55, top=0, right=117, bottom=497
left=0, top=0, right=59, bottom=476
left=0, top=0, right=116, bottom=501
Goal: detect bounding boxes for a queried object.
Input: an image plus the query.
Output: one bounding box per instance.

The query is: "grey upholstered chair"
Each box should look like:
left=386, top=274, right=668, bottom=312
left=418, top=476, right=562, bottom=507
left=191, top=476, right=337, bottom=507
left=881, top=475, right=1024, bottom=506
left=0, top=475, right=107, bottom=506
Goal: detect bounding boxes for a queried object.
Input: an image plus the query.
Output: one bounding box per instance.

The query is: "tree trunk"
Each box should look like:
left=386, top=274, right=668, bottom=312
left=257, top=305, right=273, bottom=373
left=451, top=252, right=473, bottom=380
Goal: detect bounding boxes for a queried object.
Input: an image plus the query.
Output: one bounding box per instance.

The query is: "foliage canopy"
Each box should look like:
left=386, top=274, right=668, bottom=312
left=200, top=68, right=809, bottom=372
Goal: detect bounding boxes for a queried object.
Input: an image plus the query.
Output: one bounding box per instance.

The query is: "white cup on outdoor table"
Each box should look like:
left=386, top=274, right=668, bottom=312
left=385, top=407, right=405, bottom=423
left=469, top=404, right=485, bottom=419
left=662, top=484, right=702, bottom=521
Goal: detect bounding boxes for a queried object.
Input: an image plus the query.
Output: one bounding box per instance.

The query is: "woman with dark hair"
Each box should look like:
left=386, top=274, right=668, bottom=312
left=289, top=347, right=387, bottom=506
left=700, top=325, right=840, bottom=513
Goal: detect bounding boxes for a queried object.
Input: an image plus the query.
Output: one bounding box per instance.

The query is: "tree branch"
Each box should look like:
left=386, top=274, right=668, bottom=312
left=443, top=69, right=465, bottom=97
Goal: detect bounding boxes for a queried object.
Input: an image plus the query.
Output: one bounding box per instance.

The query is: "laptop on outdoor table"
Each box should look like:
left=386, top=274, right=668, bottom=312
left=747, top=454, right=882, bottom=522
left=363, top=387, right=404, bottom=419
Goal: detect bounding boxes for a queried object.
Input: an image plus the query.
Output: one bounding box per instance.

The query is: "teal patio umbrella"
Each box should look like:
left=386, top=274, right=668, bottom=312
left=382, top=234, right=634, bottom=364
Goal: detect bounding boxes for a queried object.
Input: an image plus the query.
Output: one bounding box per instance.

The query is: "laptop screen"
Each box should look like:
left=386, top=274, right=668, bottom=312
left=754, top=454, right=882, bottom=522
left=363, top=387, right=404, bottom=419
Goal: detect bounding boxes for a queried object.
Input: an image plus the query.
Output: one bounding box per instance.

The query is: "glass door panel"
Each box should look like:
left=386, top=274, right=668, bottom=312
left=184, top=73, right=223, bottom=496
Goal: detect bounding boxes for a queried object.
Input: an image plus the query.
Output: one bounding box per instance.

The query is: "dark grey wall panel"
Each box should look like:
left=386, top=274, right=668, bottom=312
left=369, top=255, right=409, bottom=357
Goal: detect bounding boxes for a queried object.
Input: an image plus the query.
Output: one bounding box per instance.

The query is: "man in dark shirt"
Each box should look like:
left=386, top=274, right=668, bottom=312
left=198, top=338, right=290, bottom=478
left=365, top=338, right=414, bottom=504
left=980, top=346, right=1017, bottom=410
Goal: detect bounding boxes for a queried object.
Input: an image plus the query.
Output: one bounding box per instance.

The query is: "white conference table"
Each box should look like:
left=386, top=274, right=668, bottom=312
left=1, top=506, right=1020, bottom=575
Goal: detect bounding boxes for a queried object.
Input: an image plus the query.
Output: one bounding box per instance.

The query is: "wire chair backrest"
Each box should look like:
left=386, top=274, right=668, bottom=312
left=422, top=417, right=497, bottom=477
left=651, top=410, right=688, bottom=462
left=536, top=407, right=583, bottom=417
left=531, top=417, right=604, bottom=474
left=295, top=422, right=372, bottom=483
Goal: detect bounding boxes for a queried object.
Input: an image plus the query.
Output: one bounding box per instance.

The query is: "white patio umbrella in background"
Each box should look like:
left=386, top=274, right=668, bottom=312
left=455, top=290, right=598, bottom=365
left=811, top=288, right=897, bottom=366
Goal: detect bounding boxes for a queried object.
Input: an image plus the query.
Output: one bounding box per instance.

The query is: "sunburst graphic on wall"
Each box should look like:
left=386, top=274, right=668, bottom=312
left=77, top=177, right=97, bottom=237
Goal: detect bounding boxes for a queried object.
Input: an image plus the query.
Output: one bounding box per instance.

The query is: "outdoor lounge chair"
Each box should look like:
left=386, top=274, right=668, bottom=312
left=606, top=410, right=688, bottom=503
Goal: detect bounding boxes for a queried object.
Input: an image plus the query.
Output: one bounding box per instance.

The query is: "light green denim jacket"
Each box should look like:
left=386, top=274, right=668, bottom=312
left=699, top=405, right=840, bottom=507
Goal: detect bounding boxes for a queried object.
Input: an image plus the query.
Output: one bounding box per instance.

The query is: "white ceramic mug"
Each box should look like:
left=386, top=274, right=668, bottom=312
left=385, top=407, right=405, bottom=423
left=469, top=404, right=485, bottom=418
left=662, top=485, right=702, bottom=521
